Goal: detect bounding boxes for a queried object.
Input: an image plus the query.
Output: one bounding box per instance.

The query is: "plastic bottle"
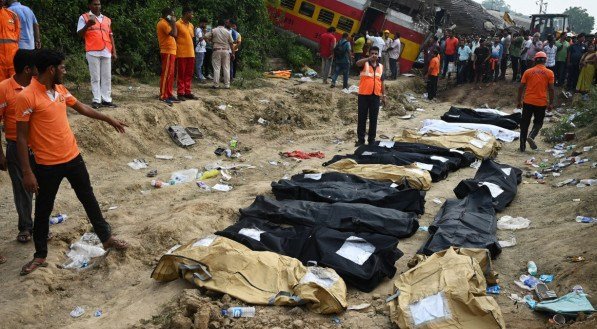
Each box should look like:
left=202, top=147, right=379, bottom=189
left=527, top=261, right=538, bottom=276
left=575, top=216, right=595, bottom=223
left=151, top=179, right=169, bottom=188
left=230, top=137, right=238, bottom=149
left=50, top=214, right=68, bottom=225
left=221, top=307, right=255, bottom=318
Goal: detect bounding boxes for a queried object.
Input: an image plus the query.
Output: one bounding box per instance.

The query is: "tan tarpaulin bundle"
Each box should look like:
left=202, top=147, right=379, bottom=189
left=151, top=235, right=347, bottom=314
left=325, top=158, right=432, bottom=190
left=393, top=130, right=501, bottom=159
left=389, top=247, right=506, bottom=329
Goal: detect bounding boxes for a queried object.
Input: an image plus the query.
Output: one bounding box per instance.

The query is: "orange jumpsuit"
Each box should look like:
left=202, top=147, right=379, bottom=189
left=0, top=8, right=20, bottom=80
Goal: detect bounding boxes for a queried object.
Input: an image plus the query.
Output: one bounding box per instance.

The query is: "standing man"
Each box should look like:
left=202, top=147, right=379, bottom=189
left=381, top=30, right=392, bottom=77
left=499, top=29, right=511, bottom=80
left=355, top=46, right=385, bottom=146
left=509, top=32, right=523, bottom=82
left=520, top=31, right=532, bottom=76
left=473, top=39, right=489, bottom=86
left=7, top=0, right=39, bottom=50
left=489, top=37, right=503, bottom=82
left=0, top=1, right=20, bottom=80
left=388, top=32, right=401, bottom=80
left=156, top=7, right=178, bottom=105
left=566, top=33, right=586, bottom=92
left=0, top=49, right=36, bottom=246
left=330, top=32, right=350, bottom=89
left=426, top=49, right=440, bottom=100
left=456, top=39, right=472, bottom=84
left=543, top=35, right=557, bottom=74
left=15, top=49, right=129, bottom=275
left=77, top=0, right=117, bottom=109
left=205, top=19, right=234, bottom=89
left=318, top=27, right=336, bottom=84
left=555, top=32, right=569, bottom=86
left=526, top=33, right=543, bottom=70
left=366, top=30, right=385, bottom=58
left=194, top=18, right=208, bottom=82
left=516, top=51, right=554, bottom=152
left=175, top=8, right=195, bottom=100
left=442, top=30, right=458, bottom=79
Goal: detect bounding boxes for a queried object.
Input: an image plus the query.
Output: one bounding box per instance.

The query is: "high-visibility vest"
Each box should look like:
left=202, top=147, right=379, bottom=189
left=358, top=62, right=383, bottom=96
left=82, top=13, right=113, bottom=52
left=0, top=8, right=20, bottom=68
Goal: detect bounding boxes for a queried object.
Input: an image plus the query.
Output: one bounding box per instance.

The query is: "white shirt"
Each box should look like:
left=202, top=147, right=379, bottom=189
left=543, top=43, right=557, bottom=67
left=77, top=12, right=112, bottom=58
left=195, top=28, right=206, bottom=53
left=367, top=35, right=385, bottom=53
left=521, top=39, right=532, bottom=60
left=388, top=38, right=401, bottom=59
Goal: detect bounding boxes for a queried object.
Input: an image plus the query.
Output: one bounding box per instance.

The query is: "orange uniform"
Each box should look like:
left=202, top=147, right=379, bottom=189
left=358, top=62, right=384, bottom=96
left=175, top=19, right=194, bottom=58
left=428, top=55, right=440, bottom=77
left=157, top=18, right=176, bottom=55
left=15, top=78, right=80, bottom=165
left=521, top=64, right=554, bottom=106
left=0, top=8, right=20, bottom=80
left=0, top=76, right=23, bottom=141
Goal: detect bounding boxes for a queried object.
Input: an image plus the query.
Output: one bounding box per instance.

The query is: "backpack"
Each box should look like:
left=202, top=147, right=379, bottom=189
left=334, top=40, right=348, bottom=58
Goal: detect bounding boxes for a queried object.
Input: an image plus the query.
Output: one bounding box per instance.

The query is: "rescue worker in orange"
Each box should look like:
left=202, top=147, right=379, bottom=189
left=355, top=46, right=385, bottom=146
left=0, top=0, right=20, bottom=80
left=157, top=7, right=178, bottom=105
left=77, top=0, right=117, bottom=109
left=426, top=49, right=440, bottom=100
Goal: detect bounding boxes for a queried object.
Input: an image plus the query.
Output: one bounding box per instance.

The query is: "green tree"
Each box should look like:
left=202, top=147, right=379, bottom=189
left=564, top=7, right=595, bottom=34
left=481, top=0, right=511, bottom=12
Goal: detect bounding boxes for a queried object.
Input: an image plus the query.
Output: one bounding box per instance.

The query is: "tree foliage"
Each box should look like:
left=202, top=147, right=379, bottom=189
left=563, top=7, right=595, bottom=34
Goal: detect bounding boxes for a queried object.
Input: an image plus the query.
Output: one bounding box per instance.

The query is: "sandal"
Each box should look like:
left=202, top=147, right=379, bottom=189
left=102, top=237, right=129, bottom=251
left=0, top=255, right=6, bottom=264
left=20, top=258, right=48, bottom=275
left=17, top=231, right=32, bottom=243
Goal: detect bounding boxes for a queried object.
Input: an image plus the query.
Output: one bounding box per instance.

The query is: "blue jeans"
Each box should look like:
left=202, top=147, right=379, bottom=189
left=195, top=52, right=205, bottom=79
left=332, top=62, right=350, bottom=88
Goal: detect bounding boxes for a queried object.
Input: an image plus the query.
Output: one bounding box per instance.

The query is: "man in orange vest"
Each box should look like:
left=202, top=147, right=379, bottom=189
left=77, top=0, right=117, bottom=109
left=355, top=46, right=385, bottom=146
left=426, top=49, right=440, bottom=100
left=0, top=0, right=20, bottom=80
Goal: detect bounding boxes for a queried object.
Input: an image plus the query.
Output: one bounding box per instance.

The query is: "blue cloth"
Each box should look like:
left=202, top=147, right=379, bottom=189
left=535, top=292, right=595, bottom=316
left=457, top=46, right=472, bottom=61
left=9, top=2, right=38, bottom=50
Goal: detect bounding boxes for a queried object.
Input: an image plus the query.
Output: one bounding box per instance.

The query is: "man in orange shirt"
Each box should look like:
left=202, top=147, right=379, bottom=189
left=156, top=7, right=178, bottom=105
left=426, top=49, right=440, bottom=100
left=15, top=49, right=129, bottom=275
left=0, top=49, right=37, bottom=252
left=442, top=30, right=458, bottom=79
left=175, top=8, right=195, bottom=100
left=0, top=1, right=20, bottom=80
left=516, top=51, right=554, bottom=152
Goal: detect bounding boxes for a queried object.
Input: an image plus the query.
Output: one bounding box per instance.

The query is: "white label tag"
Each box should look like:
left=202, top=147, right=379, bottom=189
left=336, top=236, right=375, bottom=265
left=480, top=182, right=504, bottom=198
left=239, top=228, right=265, bottom=241
left=192, top=235, right=217, bottom=247
left=501, top=168, right=512, bottom=176
left=477, top=132, right=492, bottom=142
left=415, top=162, right=434, bottom=171
left=470, top=139, right=487, bottom=148
left=304, top=173, right=322, bottom=180
left=300, top=267, right=338, bottom=288
left=430, top=156, right=449, bottom=163
left=449, top=149, right=465, bottom=155
left=447, top=114, right=460, bottom=118
left=379, top=140, right=395, bottom=148
left=410, top=293, right=450, bottom=325
left=390, top=183, right=399, bottom=188
left=362, top=151, right=375, bottom=156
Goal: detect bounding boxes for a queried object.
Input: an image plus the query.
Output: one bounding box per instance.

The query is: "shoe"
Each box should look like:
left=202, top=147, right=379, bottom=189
left=354, top=141, right=365, bottom=147
left=223, top=85, right=230, bottom=89
left=101, top=101, right=117, bottom=108
left=160, top=98, right=173, bottom=106
left=91, top=102, right=101, bottom=109
left=206, top=74, right=213, bottom=80
left=330, top=83, right=335, bottom=88
left=176, top=95, right=187, bottom=101
left=212, top=85, right=219, bottom=89
left=527, top=137, right=537, bottom=150
left=184, top=94, right=197, bottom=100
left=167, top=97, right=181, bottom=103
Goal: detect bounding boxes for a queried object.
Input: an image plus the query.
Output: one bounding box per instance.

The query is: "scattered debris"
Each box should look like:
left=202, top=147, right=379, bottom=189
left=498, top=236, right=516, bottom=248
left=497, top=216, right=530, bottom=230
left=575, top=216, right=595, bottom=223
left=257, top=117, right=268, bottom=125
left=167, top=125, right=196, bottom=147
left=146, top=169, right=158, bottom=178
left=432, top=198, right=443, bottom=205
left=127, top=159, right=148, bottom=170
left=70, top=306, right=85, bottom=318
left=347, top=303, right=371, bottom=311
left=60, top=233, right=106, bottom=269
left=155, top=154, right=173, bottom=160
left=282, top=150, right=325, bottom=159
left=398, top=114, right=412, bottom=120
left=217, top=104, right=228, bottom=111
left=212, top=184, right=233, bottom=192
left=49, top=214, right=67, bottom=225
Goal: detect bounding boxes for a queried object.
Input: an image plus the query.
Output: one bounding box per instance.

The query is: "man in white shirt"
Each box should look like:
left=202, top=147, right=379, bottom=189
left=76, top=0, right=117, bottom=109
left=543, top=34, right=557, bottom=73
left=382, top=30, right=392, bottom=76
left=194, top=18, right=208, bottom=82
left=366, top=30, right=385, bottom=58
left=388, top=32, right=401, bottom=79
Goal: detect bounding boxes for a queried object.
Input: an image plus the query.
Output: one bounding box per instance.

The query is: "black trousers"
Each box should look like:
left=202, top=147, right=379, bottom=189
left=555, top=61, right=566, bottom=86
left=357, top=94, right=380, bottom=144
left=520, top=103, right=546, bottom=151
left=389, top=58, right=398, bottom=79
left=33, top=154, right=111, bottom=258
left=500, top=54, right=508, bottom=79
left=427, top=76, right=438, bottom=100
left=203, top=49, right=213, bottom=76
left=510, top=55, right=520, bottom=81
left=567, top=63, right=580, bottom=91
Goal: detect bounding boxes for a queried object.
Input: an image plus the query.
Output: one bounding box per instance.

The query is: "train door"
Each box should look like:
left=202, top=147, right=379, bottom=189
left=360, top=7, right=385, bottom=33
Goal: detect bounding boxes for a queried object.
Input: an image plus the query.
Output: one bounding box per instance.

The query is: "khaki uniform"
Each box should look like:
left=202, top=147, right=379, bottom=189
left=206, top=26, right=233, bottom=87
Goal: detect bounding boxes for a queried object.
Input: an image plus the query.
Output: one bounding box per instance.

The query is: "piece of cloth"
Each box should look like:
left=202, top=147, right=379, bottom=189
left=519, top=103, right=546, bottom=152
left=212, top=50, right=230, bottom=87
left=9, top=2, right=36, bottom=50
left=388, top=38, right=401, bottom=59
left=6, top=140, right=34, bottom=233
left=389, top=247, right=506, bottom=329
left=176, top=57, right=194, bottom=96
left=453, top=159, right=522, bottom=212
left=321, top=57, right=332, bottom=82
left=156, top=18, right=176, bottom=55
left=444, top=37, right=459, bottom=56
left=77, top=12, right=112, bottom=57
left=576, top=64, right=595, bottom=93
left=441, top=106, right=520, bottom=130
left=393, top=130, right=500, bottom=159
left=159, top=53, right=175, bottom=99
left=271, top=172, right=426, bottom=215
left=0, top=8, right=20, bottom=79
left=420, top=119, right=520, bottom=143
left=357, top=94, right=380, bottom=144
left=521, top=64, right=554, bottom=107
left=326, top=158, right=432, bottom=191
left=282, top=150, right=325, bottom=159
left=331, top=62, right=349, bottom=89
left=15, top=78, right=80, bottom=165
left=0, top=76, right=23, bottom=141
left=543, top=43, right=557, bottom=68
left=32, top=155, right=111, bottom=259
left=175, top=19, right=194, bottom=58
left=194, top=27, right=206, bottom=53
left=195, top=51, right=205, bottom=79
left=151, top=235, right=348, bottom=314
left=86, top=53, right=112, bottom=103
left=353, top=36, right=365, bottom=54
left=534, top=292, right=595, bottom=316
left=319, top=32, right=336, bottom=58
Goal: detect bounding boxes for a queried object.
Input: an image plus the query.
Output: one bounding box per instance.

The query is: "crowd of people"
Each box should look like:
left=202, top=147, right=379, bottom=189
left=421, top=28, right=597, bottom=101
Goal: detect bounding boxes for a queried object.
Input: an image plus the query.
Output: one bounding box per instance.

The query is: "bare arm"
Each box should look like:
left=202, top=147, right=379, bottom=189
left=33, top=23, right=41, bottom=49
left=110, top=33, right=117, bottom=59
left=71, top=101, right=127, bottom=133
left=16, top=122, right=37, bottom=193
left=0, top=130, right=6, bottom=171
left=356, top=56, right=371, bottom=67
left=169, top=19, right=177, bottom=38
left=517, top=83, right=525, bottom=107
left=548, top=83, right=555, bottom=110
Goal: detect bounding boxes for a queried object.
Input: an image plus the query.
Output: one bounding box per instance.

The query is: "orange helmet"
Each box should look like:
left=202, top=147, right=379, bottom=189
left=534, top=51, right=547, bottom=60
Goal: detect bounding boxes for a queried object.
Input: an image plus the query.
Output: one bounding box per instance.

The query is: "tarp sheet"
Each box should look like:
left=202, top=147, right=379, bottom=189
left=393, top=130, right=501, bottom=159
left=151, top=235, right=347, bottom=314
left=389, top=247, right=506, bottom=329
left=271, top=172, right=426, bottom=215
left=453, top=159, right=522, bottom=212
left=240, top=196, right=420, bottom=238
left=420, top=119, right=520, bottom=143
left=441, top=106, right=521, bottom=130
left=217, top=217, right=402, bottom=292
left=418, top=187, right=502, bottom=259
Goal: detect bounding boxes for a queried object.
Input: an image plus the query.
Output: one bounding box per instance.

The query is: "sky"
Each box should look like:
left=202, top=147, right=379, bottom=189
left=473, top=0, right=597, bottom=18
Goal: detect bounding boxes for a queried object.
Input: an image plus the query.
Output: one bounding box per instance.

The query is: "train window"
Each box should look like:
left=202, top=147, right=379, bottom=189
left=337, top=16, right=354, bottom=32
left=280, top=0, right=296, bottom=10
left=317, top=9, right=334, bottom=25
left=298, top=2, right=316, bottom=18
